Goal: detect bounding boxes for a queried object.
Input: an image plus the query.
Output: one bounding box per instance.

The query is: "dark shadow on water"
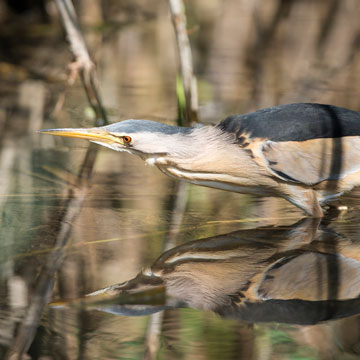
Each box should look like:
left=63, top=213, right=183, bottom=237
left=321, top=105, right=343, bottom=314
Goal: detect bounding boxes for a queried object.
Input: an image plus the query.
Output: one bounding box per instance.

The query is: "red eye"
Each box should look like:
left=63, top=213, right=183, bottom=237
left=123, top=136, right=132, bottom=144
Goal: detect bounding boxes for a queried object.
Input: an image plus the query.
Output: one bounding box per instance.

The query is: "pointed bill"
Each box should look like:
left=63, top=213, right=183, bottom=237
left=39, top=128, right=115, bottom=144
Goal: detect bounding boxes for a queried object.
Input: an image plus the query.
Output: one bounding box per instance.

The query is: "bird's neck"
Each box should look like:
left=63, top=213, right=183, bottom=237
left=145, top=126, right=273, bottom=191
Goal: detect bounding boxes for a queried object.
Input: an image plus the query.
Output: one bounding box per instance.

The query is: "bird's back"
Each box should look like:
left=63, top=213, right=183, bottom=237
left=217, top=103, right=360, bottom=142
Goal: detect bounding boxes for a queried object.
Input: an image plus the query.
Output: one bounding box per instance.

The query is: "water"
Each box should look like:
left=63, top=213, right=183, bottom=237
left=2, top=138, right=360, bottom=359
left=2, top=1, right=360, bottom=359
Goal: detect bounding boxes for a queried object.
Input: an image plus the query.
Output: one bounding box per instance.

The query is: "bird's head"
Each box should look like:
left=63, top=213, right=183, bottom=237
left=40, top=120, right=194, bottom=159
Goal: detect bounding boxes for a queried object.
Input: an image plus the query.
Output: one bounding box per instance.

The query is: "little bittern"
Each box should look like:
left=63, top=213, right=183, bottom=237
left=40, top=103, right=360, bottom=217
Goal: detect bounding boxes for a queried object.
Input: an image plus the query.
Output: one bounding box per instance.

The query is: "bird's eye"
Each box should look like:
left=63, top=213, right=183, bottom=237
left=123, top=136, right=132, bottom=144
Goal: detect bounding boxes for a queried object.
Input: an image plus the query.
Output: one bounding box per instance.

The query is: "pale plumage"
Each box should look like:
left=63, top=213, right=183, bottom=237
left=40, top=103, right=360, bottom=217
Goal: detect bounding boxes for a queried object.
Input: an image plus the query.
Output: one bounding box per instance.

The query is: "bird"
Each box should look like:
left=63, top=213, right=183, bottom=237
left=40, top=102, right=360, bottom=217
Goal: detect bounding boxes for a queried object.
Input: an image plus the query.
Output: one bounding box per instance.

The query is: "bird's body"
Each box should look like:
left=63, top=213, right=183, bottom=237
left=40, top=103, right=360, bottom=217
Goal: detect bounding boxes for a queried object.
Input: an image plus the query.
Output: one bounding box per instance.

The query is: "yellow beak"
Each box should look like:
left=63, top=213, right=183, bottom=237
left=39, top=128, right=118, bottom=144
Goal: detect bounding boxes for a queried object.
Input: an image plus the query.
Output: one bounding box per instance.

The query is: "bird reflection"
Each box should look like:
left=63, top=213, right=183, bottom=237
left=71, top=218, right=360, bottom=324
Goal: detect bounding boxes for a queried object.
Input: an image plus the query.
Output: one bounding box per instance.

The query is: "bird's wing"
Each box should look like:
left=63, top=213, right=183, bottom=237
left=260, top=137, right=360, bottom=185
left=217, top=103, right=360, bottom=185
left=218, top=103, right=360, bottom=142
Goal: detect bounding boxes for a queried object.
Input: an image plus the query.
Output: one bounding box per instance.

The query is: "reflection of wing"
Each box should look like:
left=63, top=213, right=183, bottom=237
left=256, top=253, right=360, bottom=301
left=261, top=137, right=360, bottom=185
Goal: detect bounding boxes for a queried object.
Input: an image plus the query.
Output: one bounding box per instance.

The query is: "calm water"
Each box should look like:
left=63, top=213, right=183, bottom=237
left=2, top=135, right=360, bottom=359
left=2, top=1, right=360, bottom=359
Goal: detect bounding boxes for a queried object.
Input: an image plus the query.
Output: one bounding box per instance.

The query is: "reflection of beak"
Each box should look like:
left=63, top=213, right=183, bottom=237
left=39, top=128, right=118, bottom=145
left=48, top=284, right=167, bottom=310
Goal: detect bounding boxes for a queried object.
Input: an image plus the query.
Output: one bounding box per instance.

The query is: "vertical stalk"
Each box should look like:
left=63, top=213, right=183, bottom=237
left=6, top=1, right=107, bottom=358
left=143, top=1, right=199, bottom=358
left=169, top=0, right=199, bottom=125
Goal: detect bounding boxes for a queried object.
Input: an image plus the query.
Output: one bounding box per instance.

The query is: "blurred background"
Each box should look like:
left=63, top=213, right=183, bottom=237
left=1, top=0, right=360, bottom=359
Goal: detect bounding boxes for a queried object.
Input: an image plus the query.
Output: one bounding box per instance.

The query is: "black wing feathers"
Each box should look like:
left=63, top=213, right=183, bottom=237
left=217, top=103, right=360, bottom=142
